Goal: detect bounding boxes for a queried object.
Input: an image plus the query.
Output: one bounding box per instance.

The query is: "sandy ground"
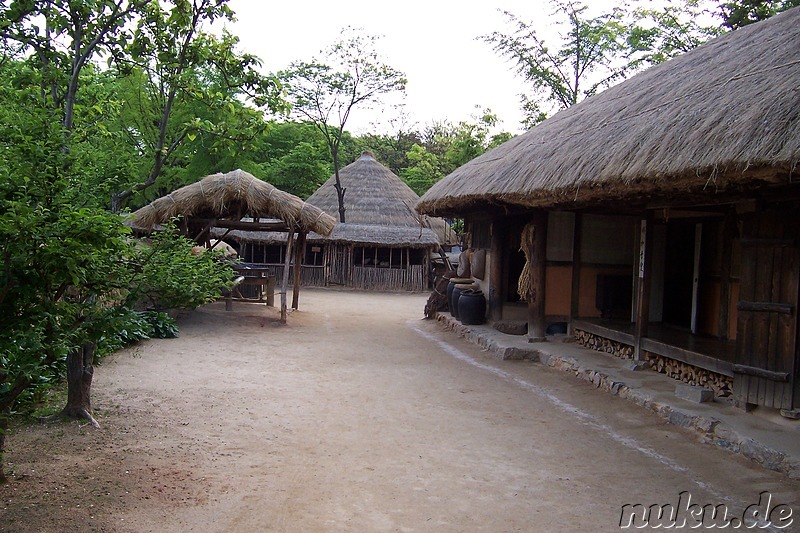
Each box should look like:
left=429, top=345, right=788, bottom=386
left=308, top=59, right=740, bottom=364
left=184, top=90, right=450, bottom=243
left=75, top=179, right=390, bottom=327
left=2, top=289, right=799, bottom=532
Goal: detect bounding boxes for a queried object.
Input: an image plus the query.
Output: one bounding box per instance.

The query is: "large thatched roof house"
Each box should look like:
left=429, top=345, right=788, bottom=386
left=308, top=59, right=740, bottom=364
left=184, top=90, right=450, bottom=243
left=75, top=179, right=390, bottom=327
left=417, top=8, right=800, bottom=414
left=230, top=151, right=457, bottom=291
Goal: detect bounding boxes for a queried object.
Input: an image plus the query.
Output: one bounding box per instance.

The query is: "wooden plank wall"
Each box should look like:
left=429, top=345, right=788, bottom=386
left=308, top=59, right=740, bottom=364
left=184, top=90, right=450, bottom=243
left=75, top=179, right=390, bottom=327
left=734, top=211, right=799, bottom=410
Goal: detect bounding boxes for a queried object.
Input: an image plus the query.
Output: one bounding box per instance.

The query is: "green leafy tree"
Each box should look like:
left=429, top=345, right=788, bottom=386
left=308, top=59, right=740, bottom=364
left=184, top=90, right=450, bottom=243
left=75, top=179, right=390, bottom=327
left=482, top=1, right=627, bottom=128
left=718, top=0, right=800, bottom=28
left=624, top=0, right=723, bottom=68
left=401, top=144, right=442, bottom=196
left=263, top=141, right=331, bottom=199
left=399, top=110, right=513, bottom=195
left=110, top=0, right=286, bottom=211
left=0, top=0, right=145, bottom=133
left=280, top=27, right=407, bottom=222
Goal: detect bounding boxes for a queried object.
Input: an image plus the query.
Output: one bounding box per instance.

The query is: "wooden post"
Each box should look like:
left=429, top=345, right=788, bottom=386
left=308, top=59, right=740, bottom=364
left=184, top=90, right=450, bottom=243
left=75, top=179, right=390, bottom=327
left=292, top=231, right=307, bottom=310
left=634, top=211, right=654, bottom=360
left=489, top=218, right=505, bottom=322
left=718, top=210, right=735, bottom=338
left=568, top=212, right=582, bottom=335
left=528, top=211, right=548, bottom=343
left=281, top=227, right=295, bottom=324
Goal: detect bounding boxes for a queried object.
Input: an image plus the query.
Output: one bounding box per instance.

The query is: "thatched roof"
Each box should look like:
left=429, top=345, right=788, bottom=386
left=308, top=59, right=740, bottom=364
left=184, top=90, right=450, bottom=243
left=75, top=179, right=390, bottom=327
left=308, top=151, right=457, bottom=245
left=417, top=8, right=800, bottom=216
left=131, top=169, right=336, bottom=236
left=219, top=223, right=440, bottom=248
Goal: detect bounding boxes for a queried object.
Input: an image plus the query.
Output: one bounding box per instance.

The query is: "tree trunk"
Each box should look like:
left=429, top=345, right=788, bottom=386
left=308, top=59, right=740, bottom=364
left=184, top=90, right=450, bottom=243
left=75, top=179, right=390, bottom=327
left=0, top=409, right=8, bottom=484
left=61, top=343, right=99, bottom=427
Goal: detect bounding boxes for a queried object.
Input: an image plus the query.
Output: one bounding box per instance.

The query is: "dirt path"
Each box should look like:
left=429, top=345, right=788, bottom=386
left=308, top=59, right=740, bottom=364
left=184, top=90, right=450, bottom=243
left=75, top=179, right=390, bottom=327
left=2, top=289, right=798, bottom=532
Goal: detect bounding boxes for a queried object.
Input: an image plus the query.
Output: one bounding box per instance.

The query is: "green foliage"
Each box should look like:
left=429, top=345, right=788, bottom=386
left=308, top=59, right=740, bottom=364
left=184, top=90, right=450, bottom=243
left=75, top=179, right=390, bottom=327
left=401, top=144, right=443, bottom=196
left=280, top=27, right=407, bottom=221
left=719, top=0, right=800, bottom=28
left=482, top=1, right=628, bottom=127
left=127, top=225, right=236, bottom=312
left=624, top=0, right=723, bottom=68
left=110, top=0, right=288, bottom=211
left=96, top=309, right=178, bottom=358
left=264, top=141, right=332, bottom=199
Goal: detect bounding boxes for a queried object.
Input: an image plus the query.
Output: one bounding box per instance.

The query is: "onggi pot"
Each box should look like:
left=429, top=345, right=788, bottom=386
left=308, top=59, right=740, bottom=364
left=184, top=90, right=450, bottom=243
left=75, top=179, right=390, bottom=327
left=451, top=282, right=476, bottom=320
left=447, top=277, right=473, bottom=315
left=458, top=289, right=486, bottom=325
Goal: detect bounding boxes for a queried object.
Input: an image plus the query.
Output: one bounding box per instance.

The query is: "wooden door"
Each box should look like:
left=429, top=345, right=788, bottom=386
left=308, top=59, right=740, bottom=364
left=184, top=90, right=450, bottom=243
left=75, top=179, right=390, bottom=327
left=733, top=211, right=800, bottom=410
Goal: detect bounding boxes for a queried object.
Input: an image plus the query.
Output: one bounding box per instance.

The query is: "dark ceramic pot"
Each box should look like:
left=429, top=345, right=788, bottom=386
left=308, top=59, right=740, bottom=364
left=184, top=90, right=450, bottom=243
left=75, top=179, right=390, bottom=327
left=458, top=289, right=486, bottom=325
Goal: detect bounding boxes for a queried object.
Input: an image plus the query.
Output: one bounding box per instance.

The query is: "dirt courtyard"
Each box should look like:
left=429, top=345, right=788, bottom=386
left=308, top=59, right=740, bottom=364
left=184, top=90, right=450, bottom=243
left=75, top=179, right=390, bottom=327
left=2, top=289, right=798, bottom=532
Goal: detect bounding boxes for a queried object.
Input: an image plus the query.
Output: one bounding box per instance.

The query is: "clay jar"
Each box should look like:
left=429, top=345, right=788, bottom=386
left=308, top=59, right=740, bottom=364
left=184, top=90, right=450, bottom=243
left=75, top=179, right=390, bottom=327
left=450, top=282, right=477, bottom=320
left=447, top=277, right=473, bottom=316
left=458, top=289, right=486, bottom=325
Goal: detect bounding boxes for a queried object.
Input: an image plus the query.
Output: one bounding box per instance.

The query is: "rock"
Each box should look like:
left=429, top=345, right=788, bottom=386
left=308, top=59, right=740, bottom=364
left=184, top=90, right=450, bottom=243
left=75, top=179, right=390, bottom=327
left=675, top=384, right=714, bottom=403
left=492, top=320, right=528, bottom=335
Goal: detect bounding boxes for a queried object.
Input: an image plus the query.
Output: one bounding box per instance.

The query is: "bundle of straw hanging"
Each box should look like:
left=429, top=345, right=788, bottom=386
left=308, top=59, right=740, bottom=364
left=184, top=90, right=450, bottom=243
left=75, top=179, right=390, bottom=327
left=132, top=169, right=336, bottom=236
left=517, top=221, right=536, bottom=302
left=424, top=271, right=455, bottom=319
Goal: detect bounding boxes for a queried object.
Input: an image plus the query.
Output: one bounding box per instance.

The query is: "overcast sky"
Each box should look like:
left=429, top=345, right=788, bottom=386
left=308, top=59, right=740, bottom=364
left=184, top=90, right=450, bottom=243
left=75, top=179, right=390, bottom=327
left=221, top=0, right=621, bottom=135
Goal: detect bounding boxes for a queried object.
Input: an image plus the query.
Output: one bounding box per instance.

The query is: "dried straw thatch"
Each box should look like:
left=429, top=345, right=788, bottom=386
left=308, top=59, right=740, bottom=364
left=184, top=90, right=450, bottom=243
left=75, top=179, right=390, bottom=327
left=417, top=7, right=800, bottom=216
left=308, top=151, right=457, bottom=245
left=131, top=169, right=336, bottom=236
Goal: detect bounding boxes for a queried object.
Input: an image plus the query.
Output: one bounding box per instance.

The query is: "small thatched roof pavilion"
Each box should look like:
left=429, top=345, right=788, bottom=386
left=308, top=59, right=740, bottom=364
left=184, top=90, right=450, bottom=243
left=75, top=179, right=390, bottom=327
left=132, top=169, right=336, bottom=237
left=132, top=169, right=337, bottom=322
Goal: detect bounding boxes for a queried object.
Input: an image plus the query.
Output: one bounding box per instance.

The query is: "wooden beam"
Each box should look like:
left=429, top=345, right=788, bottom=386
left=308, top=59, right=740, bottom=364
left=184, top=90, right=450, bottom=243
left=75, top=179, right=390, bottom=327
left=488, top=218, right=505, bottom=322
left=634, top=211, right=654, bottom=360
left=736, top=301, right=795, bottom=314
left=191, top=218, right=290, bottom=232
left=568, top=213, right=582, bottom=334
left=292, top=231, right=307, bottom=310
left=718, top=211, right=735, bottom=338
left=733, top=364, right=790, bottom=382
left=527, top=211, right=548, bottom=342
left=281, top=228, right=295, bottom=324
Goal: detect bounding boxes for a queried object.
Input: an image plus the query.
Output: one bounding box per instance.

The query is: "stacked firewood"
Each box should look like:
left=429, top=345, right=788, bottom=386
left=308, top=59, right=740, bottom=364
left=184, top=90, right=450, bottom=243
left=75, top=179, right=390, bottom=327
left=574, top=329, right=732, bottom=398
left=645, top=353, right=732, bottom=397
left=574, top=330, right=634, bottom=359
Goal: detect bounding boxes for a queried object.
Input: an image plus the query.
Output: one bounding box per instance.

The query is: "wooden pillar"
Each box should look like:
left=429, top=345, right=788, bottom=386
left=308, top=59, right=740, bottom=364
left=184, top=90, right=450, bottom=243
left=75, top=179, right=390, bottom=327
left=489, top=218, right=506, bottom=322
left=528, top=211, right=548, bottom=343
left=718, top=210, right=735, bottom=338
left=292, top=231, right=307, bottom=310
left=634, top=211, right=654, bottom=360
left=568, top=212, right=583, bottom=335
left=281, top=227, right=295, bottom=324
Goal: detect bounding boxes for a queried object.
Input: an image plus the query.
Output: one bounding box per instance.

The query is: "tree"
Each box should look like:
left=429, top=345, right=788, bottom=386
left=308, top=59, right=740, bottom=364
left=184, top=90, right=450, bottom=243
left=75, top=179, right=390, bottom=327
left=109, top=0, right=286, bottom=211
left=399, top=110, right=513, bottom=195
left=280, top=27, right=407, bottom=222
left=0, top=0, right=242, bottom=479
left=718, top=0, right=800, bottom=28
left=482, top=1, right=627, bottom=128
left=624, top=0, right=723, bottom=68
left=0, top=0, right=145, bottom=133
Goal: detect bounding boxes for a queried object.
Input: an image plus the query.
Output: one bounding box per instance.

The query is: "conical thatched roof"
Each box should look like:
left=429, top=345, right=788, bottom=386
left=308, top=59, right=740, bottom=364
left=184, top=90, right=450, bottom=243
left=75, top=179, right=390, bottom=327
left=308, top=151, right=457, bottom=245
left=131, top=169, right=336, bottom=236
left=417, top=7, right=800, bottom=216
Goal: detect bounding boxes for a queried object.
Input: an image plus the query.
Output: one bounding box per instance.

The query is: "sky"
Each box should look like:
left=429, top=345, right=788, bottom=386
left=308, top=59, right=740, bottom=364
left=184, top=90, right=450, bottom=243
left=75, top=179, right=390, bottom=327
left=221, top=0, right=620, bottom=135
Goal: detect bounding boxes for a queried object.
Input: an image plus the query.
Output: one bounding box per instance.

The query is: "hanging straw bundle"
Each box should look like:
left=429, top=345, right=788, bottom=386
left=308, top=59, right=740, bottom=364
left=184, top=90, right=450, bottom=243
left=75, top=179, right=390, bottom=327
left=517, top=221, right=536, bottom=302
left=424, top=271, right=455, bottom=319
